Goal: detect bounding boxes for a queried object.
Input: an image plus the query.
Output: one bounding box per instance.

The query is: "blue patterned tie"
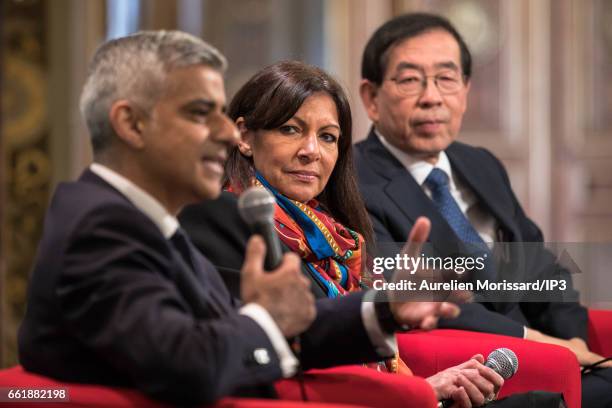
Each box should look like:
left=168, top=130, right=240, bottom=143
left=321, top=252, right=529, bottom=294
left=424, top=168, right=486, bottom=244
left=424, top=168, right=493, bottom=280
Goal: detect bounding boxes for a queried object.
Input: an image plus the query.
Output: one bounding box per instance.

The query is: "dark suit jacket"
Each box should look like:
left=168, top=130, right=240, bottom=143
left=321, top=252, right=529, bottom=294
left=180, top=192, right=329, bottom=300
left=354, top=129, right=587, bottom=341
left=18, top=170, right=383, bottom=406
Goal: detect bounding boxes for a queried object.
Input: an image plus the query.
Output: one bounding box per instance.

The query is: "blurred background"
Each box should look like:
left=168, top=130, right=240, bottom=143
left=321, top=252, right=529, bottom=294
left=1, top=0, right=611, bottom=367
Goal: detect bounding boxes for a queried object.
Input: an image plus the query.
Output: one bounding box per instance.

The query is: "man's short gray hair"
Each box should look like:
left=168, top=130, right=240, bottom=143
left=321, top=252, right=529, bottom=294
left=79, top=30, right=227, bottom=153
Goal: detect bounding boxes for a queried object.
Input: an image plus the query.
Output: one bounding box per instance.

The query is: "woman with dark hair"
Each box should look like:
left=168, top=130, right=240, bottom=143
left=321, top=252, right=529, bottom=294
left=226, top=60, right=374, bottom=298
left=225, top=60, right=414, bottom=373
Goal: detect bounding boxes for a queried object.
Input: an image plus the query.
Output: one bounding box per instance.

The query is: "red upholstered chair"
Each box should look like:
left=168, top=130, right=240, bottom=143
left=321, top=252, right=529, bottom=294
left=0, top=366, right=364, bottom=408
left=276, top=365, right=437, bottom=408
left=397, top=330, right=581, bottom=408
left=397, top=309, right=612, bottom=408
left=587, top=309, right=612, bottom=356
left=0, top=365, right=439, bottom=408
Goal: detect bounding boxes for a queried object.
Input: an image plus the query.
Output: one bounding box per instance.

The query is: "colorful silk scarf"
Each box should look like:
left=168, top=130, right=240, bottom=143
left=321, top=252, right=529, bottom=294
left=255, top=173, right=363, bottom=298
left=230, top=174, right=412, bottom=376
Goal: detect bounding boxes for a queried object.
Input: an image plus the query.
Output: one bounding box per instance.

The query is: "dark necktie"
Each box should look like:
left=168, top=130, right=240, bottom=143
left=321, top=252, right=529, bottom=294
left=170, top=227, right=196, bottom=271
left=169, top=227, right=227, bottom=315
left=424, top=168, right=494, bottom=280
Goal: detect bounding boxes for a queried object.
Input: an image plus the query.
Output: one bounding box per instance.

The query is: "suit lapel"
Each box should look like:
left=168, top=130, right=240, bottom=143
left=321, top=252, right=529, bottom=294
left=384, top=172, right=463, bottom=249
left=185, top=247, right=232, bottom=316
left=446, top=145, right=519, bottom=241
left=169, top=247, right=223, bottom=316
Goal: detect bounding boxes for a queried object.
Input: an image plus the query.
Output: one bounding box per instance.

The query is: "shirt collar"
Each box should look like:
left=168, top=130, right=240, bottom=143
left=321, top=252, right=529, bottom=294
left=374, top=128, right=455, bottom=189
left=90, top=163, right=179, bottom=238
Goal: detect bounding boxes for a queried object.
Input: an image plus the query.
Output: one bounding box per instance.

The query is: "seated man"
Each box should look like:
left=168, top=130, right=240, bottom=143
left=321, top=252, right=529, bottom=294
left=18, top=30, right=495, bottom=408
left=354, top=12, right=612, bottom=407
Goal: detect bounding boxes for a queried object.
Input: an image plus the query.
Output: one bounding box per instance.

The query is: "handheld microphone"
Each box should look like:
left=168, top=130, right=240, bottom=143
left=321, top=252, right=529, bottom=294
left=238, top=187, right=307, bottom=400
left=439, top=348, right=518, bottom=407
left=238, top=187, right=283, bottom=271
left=484, top=348, right=518, bottom=379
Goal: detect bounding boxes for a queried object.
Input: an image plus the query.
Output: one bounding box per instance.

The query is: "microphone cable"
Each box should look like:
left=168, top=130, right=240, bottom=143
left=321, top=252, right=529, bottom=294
left=581, top=357, right=612, bottom=375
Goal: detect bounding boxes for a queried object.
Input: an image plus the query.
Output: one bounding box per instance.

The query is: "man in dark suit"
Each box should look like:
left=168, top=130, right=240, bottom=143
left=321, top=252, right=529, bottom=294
left=18, top=30, right=488, bottom=407
left=355, top=13, right=612, bottom=407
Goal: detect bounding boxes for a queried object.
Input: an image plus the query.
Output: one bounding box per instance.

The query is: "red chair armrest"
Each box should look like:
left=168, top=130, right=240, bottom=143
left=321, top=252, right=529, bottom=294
left=0, top=366, right=361, bottom=407
left=397, top=330, right=581, bottom=408
left=275, top=365, right=437, bottom=408
left=588, top=309, right=612, bottom=356
left=214, top=398, right=362, bottom=407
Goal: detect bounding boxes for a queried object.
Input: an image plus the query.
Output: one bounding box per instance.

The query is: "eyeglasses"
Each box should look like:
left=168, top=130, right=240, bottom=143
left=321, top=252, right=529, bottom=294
left=388, top=70, right=465, bottom=96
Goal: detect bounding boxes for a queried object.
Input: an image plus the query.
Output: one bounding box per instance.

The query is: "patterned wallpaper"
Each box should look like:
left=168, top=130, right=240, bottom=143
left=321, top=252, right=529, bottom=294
left=1, top=0, right=50, bottom=367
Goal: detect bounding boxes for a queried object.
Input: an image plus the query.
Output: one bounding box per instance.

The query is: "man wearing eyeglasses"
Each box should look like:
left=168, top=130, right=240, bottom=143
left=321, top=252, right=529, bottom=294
left=355, top=12, right=612, bottom=407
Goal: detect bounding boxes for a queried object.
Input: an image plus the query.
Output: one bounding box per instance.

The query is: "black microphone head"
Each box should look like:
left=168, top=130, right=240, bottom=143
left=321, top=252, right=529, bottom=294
left=485, top=348, right=518, bottom=379
left=237, top=187, right=276, bottom=226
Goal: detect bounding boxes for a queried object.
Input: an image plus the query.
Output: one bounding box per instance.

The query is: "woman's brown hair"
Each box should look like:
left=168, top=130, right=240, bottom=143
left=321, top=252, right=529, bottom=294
left=226, top=60, right=373, bottom=246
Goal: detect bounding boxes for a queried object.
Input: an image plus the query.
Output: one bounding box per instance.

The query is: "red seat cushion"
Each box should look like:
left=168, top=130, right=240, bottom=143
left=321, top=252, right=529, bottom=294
left=588, top=309, right=612, bottom=356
